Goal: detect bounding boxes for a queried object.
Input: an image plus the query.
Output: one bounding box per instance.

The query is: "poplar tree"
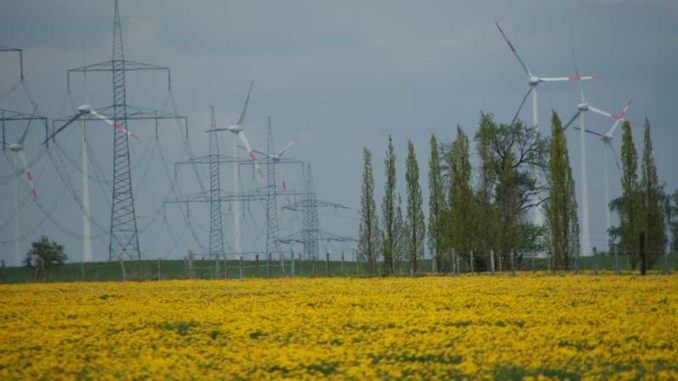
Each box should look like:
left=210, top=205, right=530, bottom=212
left=473, top=113, right=498, bottom=269
left=405, top=141, right=425, bottom=276
left=545, top=112, right=579, bottom=271
left=448, top=127, right=474, bottom=269
left=640, top=118, right=666, bottom=270
left=358, top=148, right=380, bottom=276
left=619, top=121, right=641, bottom=269
left=382, top=136, right=397, bottom=275
left=394, top=193, right=407, bottom=275
left=428, top=135, right=445, bottom=273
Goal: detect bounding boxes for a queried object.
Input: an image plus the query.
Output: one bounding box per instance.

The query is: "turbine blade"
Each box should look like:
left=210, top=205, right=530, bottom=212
left=540, top=75, right=602, bottom=82
left=606, top=142, right=621, bottom=174
left=238, top=131, right=264, bottom=178
left=237, top=79, right=255, bottom=126
left=563, top=111, right=581, bottom=131
left=237, top=144, right=269, bottom=157
left=495, top=22, right=531, bottom=76
left=278, top=132, right=301, bottom=157
left=511, top=87, right=532, bottom=125
left=588, top=106, right=613, bottom=119
left=573, top=126, right=605, bottom=138
left=90, top=109, right=140, bottom=141
left=17, top=150, right=37, bottom=199
left=606, top=99, right=632, bottom=136
left=43, top=113, right=82, bottom=145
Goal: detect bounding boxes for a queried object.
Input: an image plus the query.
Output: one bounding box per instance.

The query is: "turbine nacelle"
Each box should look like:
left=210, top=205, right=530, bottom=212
left=577, top=102, right=590, bottom=112
left=8, top=143, right=23, bottom=152
left=77, top=104, right=93, bottom=114
left=528, top=76, right=540, bottom=86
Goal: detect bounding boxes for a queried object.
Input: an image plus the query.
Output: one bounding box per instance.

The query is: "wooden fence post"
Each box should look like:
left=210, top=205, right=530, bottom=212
left=280, top=253, right=286, bottom=275
left=156, top=260, right=161, bottom=281
left=470, top=250, right=475, bottom=273
left=255, top=254, right=260, bottom=277
left=490, top=250, right=496, bottom=275
left=291, top=251, right=296, bottom=277
left=118, top=254, right=127, bottom=281
left=593, top=247, right=598, bottom=275
left=326, top=252, right=330, bottom=277
left=239, top=256, right=244, bottom=279
left=187, top=250, right=195, bottom=279
left=267, top=252, right=272, bottom=278
left=341, top=251, right=345, bottom=277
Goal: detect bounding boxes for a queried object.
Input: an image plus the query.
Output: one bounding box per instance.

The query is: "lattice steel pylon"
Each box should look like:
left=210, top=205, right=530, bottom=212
left=280, top=163, right=355, bottom=259
left=208, top=106, right=224, bottom=258
left=63, top=0, right=188, bottom=261
left=265, top=116, right=281, bottom=258
left=303, top=163, right=318, bottom=260
left=108, top=0, right=139, bottom=261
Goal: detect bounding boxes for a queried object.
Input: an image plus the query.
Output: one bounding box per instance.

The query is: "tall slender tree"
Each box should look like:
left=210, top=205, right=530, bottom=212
left=619, top=121, right=641, bottom=269
left=394, top=193, right=407, bottom=275
left=545, top=112, right=579, bottom=271
left=358, top=148, right=380, bottom=276
left=447, top=127, right=474, bottom=270
left=473, top=113, right=499, bottom=269
left=428, top=135, right=445, bottom=273
left=382, top=136, right=397, bottom=275
left=406, top=141, right=425, bottom=276
left=640, top=118, right=666, bottom=270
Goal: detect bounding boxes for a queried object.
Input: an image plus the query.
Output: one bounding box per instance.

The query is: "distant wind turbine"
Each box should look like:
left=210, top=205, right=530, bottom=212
left=562, top=61, right=623, bottom=258
left=495, top=22, right=601, bottom=129
left=209, top=79, right=263, bottom=256
left=573, top=100, right=632, bottom=245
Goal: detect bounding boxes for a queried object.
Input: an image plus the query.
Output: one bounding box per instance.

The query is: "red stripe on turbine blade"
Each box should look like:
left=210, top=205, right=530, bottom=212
left=282, top=180, right=287, bottom=190
left=113, top=123, right=124, bottom=131
left=32, top=189, right=37, bottom=199
left=26, top=171, right=33, bottom=181
left=569, top=75, right=581, bottom=81
left=248, top=152, right=256, bottom=161
left=131, top=133, right=141, bottom=141
left=258, top=169, right=264, bottom=178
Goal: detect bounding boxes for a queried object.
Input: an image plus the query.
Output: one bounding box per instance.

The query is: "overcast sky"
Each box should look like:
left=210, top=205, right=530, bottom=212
left=1, top=0, right=677, bottom=265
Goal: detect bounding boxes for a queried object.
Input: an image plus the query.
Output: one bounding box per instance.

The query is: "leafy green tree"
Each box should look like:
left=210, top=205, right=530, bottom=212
left=545, top=112, right=579, bottom=271
left=382, top=136, right=397, bottom=275
left=619, top=121, right=641, bottom=270
left=23, top=236, right=68, bottom=279
left=428, top=135, right=445, bottom=273
left=473, top=115, right=547, bottom=270
left=667, top=189, right=678, bottom=254
left=640, top=118, right=666, bottom=270
left=447, top=127, right=474, bottom=270
left=405, top=141, right=425, bottom=276
left=473, top=113, right=499, bottom=270
left=358, top=148, right=380, bottom=276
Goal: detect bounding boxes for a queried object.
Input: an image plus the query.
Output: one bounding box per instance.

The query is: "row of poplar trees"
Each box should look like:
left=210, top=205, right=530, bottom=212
left=359, top=111, right=666, bottom=275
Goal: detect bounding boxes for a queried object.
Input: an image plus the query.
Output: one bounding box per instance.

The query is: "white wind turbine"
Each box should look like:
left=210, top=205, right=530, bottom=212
left=45, top=104, right=140, bottom=262
left=562, top=67, right=623, bottom=258
left=573, top=100, right=632, bottom=245
left=3, top=123, right=38, bottom=266
left=210, top=80, right=263, bottom=256
left=495, top=22, right=601, bottom=128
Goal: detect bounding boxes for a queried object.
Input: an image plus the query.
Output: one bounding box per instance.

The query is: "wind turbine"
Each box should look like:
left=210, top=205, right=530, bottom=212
left=244, top=116, right=301, bottom=258
left=45, top=104, right=140, bottom=263
left=562, top=67, right=622, bottom=259
left=210, top=79, right=263, bottom=257
left=495, top=22, right=601, bottom=129
left=573, top=100, right=632, bottom=247
left=3, top=123, right=38, bottom=266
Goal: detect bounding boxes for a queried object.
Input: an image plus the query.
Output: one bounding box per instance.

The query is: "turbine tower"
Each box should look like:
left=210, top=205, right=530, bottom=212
left=574, top=100, right=632, bottom=248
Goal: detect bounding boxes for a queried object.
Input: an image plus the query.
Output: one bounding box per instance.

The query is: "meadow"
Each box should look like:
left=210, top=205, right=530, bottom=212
left=1, top=274, right=676, bottom=380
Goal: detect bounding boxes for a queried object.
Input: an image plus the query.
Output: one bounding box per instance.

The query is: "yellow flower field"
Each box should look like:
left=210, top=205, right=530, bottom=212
left=1, top=274, right=677, bottom=380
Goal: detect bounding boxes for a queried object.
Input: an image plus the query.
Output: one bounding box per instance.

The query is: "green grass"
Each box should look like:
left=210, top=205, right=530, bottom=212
left=0, top=254, right=674, bottom=284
